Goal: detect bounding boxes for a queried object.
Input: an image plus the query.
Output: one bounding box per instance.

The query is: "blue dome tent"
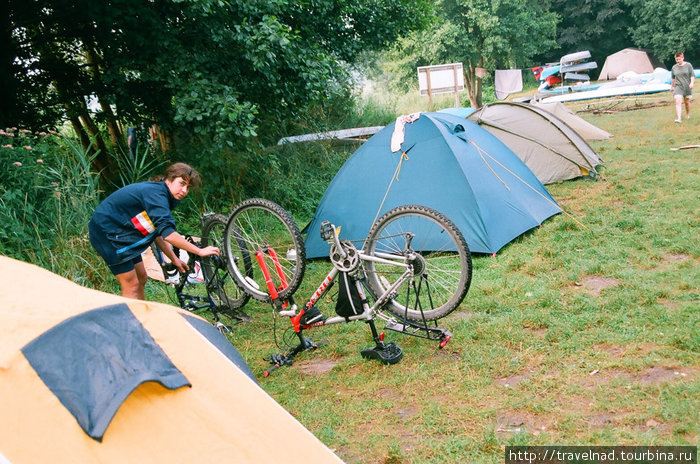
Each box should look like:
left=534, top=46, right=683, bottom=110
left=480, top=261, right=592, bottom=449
left=304, top=112, right=562, bottom=258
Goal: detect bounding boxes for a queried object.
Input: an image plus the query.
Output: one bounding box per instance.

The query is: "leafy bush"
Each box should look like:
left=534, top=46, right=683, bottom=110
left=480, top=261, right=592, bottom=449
left=0, top=127, right=107, bottom=286
left=110, top=143, right=168, bottom=190
left=168, top=94, right=395, bottom=223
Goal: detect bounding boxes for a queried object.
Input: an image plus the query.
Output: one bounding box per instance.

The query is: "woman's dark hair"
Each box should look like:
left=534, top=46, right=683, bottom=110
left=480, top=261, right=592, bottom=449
left=152, top=162, right=201, bottom=188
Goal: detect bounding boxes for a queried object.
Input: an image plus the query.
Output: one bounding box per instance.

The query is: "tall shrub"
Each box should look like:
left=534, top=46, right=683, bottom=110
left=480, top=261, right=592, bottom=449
left=0, top=127, right=107, bottom=287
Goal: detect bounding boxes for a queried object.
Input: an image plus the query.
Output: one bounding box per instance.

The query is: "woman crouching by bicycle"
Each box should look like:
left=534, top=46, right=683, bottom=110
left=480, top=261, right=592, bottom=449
left=89, top=162, right=219, bottom=300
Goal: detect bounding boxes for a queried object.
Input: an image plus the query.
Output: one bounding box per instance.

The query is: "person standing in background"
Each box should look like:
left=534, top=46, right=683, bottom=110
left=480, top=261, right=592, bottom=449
left=670, top=52, right=694, bottom=123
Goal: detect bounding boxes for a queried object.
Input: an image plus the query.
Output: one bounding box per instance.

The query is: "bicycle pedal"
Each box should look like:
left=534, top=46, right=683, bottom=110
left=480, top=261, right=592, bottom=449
left=215, top=321, right=233, bottom=334
left=360, top=341, right=403, bottom=365
left=320, top=221, right=333, bottom=241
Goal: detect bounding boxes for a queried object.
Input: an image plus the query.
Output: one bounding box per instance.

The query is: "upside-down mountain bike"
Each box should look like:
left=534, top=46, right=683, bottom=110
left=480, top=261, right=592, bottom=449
left=223, top=199, right=472, bottom=376
left=149, top=212, right=251, bottom=332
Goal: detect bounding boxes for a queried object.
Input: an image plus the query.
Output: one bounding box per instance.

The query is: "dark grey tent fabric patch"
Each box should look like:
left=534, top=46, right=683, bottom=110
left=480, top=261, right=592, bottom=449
left=181, top=313, right=257, bottom=384
left=22, top=303, right=190, bottom=441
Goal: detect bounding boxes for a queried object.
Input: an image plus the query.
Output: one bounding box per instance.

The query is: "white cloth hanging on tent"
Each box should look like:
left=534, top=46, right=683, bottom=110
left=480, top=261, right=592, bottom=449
left=495, top=70, right=523, bottom=100
left=390, top=113, right=420, bottom=152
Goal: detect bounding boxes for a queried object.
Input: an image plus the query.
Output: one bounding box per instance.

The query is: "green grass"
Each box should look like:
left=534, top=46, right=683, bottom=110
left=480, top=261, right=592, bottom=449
left=102, top=94, right=700, bottom=462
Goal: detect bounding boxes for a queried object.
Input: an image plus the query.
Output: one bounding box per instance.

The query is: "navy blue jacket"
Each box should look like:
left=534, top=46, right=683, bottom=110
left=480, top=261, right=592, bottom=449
left=89, top=181, right=179, bottom=264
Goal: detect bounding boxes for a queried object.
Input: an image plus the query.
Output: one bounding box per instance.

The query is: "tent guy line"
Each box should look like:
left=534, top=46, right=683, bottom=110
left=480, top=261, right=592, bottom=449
left=467, top=139, right=588, bottom=230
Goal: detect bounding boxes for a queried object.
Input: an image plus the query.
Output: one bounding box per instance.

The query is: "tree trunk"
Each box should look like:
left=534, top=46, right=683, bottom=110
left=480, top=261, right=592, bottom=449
left=464, top=59, right=484, bottom=108
left=76, top=103, right=112, bottom=180
left=84, top=46, right=124, bottom=150
left=67, top=113, right=92, bottom=154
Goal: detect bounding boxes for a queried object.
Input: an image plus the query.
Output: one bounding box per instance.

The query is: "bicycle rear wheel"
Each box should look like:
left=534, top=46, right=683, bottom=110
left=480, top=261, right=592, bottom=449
left=200, top=213, right=251, bottom=315
left=363, top=205, right=472, bottom=321
left=224, top=198, right=306, bottom=302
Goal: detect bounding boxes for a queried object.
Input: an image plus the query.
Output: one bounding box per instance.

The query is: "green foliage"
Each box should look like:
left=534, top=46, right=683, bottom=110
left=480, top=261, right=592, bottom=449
left=441, top=0, right=559, bottom=68
left=4, top=0, right=435, bottom=153
left=545, top=0, right=635, bottom=67
left=0, top=128, right=103, bottom=284
left=168, top=93, right=396, bottom=221
left=376, top=0, right=558, bottom=105
left=110, top=143, right=168, bottom=190
left=626, top=0, right=700, bottom=63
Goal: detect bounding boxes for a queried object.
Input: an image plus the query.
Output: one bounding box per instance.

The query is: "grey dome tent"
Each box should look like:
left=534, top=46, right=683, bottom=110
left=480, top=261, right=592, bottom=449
left=598, top=48, right=665, bottom=80
left=467, top=102, right=602, bottom=184
left=303, top=112, right=562, bottom=258
left=531, top=101, right=612, bottom=141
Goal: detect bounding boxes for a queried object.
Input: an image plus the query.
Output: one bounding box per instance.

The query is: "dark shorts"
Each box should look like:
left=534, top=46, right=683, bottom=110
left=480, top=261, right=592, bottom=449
left=89, top=220, right=144, bottom=275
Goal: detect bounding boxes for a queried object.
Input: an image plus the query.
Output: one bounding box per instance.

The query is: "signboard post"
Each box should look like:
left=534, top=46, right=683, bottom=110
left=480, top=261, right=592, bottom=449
left=417, top=63, right=464, bottom=107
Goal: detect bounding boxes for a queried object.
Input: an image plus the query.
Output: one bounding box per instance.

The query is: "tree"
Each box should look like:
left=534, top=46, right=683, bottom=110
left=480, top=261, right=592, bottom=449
left=545, top=0, right=635, bottom=70
left=4, top=0, right=434, bottom=177
left=381, top=0, right=558, bottom=108
left=626, top=0, right=699, bottom=64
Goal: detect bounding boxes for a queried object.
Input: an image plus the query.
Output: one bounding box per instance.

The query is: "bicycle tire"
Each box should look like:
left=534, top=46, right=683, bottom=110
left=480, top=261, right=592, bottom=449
left=224, top=198, right=306, bottom=302
left=363, top=204, right=472, bottom=321
left=200, top=213, right=251, bottom=314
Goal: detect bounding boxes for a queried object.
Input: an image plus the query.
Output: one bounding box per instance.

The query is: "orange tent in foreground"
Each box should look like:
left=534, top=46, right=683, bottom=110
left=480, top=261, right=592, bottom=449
left=0, top=256, right=343, bottom=464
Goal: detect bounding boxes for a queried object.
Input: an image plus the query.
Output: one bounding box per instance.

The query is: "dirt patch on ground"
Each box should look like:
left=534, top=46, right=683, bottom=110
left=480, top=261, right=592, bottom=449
left=654, top=253, right=693, bottom=271
left=294, top=358, right=338, bottom=375
left=662, top=253, right=690, bottom=263
left=395, top=405, right=420, bottom=420
left=373, top=387, right=402, bottom=401
left=585, top=412, right=616, bottom=426
left=635, top=366, right=689, bottom=384
left=493, top=410, right=554, bottom=435
left=592, top=343, right=625, bottom=357
left=446, top=310, right=474, bottom=322
left=582, top=365, right=697, bottom=388
left=527, top=328, right=547, bottom=338
left=432, top=349, right=462, bottom=361
left=496, top=370, right=533, bottom=388
left=575, top=275, right=620, bottom=296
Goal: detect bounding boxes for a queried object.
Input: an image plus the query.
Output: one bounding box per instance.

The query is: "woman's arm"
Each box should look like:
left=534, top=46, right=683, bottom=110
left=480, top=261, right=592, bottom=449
left=163, top=231, right=220, bottom=258
left=154, top=235, right=189, bottom=274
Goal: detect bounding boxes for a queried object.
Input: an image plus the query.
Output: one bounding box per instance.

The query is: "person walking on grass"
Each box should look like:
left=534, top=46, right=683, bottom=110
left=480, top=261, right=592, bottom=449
left=671, top=52, right=694, bottom=123
left=89, top=162, right=219, bottom=299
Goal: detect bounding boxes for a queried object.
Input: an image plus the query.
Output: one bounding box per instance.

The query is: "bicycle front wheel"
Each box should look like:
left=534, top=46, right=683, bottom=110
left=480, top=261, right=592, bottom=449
left=363, top=205, right=472, bottom=321
left=224, top=198, right=306, bottom=302
left=200, top=213, right=251, bottom=315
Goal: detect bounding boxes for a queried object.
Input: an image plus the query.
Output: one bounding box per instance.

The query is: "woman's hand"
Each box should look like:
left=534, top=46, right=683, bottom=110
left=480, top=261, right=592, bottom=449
left=173, top=256, right=190, bottom=274
left=164, top=232, right=219, bottom=258
left=197, top=245, right=220, bottom=257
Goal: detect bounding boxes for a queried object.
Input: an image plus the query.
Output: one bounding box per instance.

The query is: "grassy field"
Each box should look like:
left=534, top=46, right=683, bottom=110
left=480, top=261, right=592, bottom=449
left=148, top=95, right=698, bottom=463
